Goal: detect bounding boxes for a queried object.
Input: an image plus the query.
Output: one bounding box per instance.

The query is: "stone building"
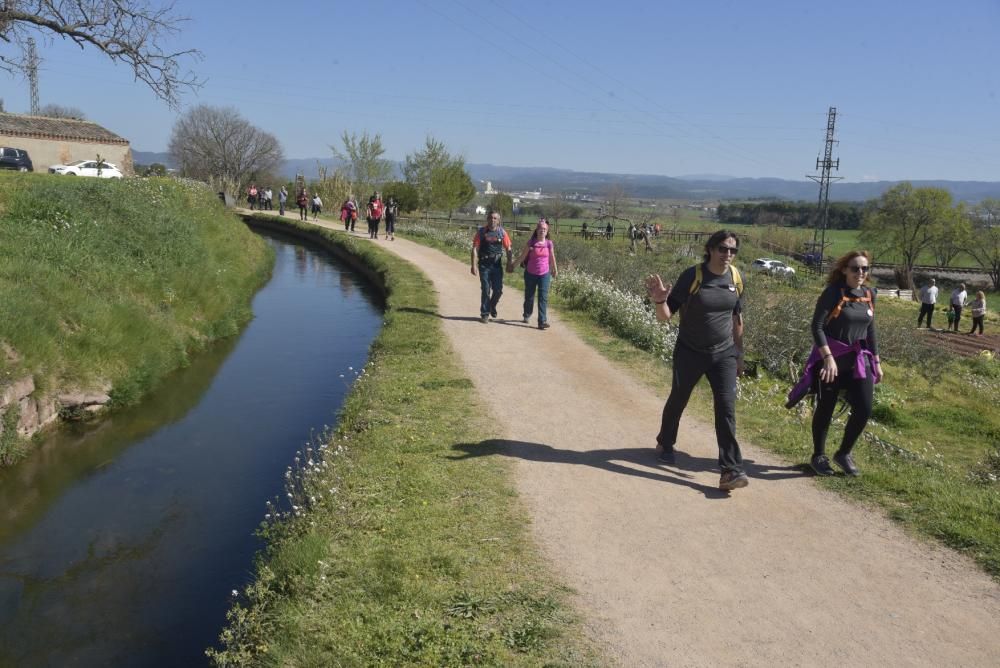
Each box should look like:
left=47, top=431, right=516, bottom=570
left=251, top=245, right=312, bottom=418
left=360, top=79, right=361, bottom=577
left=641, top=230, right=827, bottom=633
left=0, top=112, right=133, bottom=174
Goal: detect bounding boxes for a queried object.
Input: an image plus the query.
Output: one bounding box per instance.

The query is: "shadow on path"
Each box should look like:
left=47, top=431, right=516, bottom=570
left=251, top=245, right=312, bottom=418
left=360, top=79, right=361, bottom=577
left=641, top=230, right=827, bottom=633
left=398, top=307, right=537, bottom=327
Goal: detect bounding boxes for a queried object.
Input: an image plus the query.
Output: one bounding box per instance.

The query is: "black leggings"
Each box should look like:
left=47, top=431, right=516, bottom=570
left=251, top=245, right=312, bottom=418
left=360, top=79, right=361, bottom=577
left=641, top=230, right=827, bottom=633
left=812, top=354, right=873, bottom=457
left=969, top=316, right=984, bottom=335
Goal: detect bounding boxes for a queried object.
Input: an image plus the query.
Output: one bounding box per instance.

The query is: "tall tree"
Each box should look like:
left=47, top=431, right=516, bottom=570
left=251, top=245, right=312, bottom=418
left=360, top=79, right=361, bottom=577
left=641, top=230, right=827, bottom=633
left=966, top=200, right=1000, bottom=289
left=168, top=105, right=284, bottom=197
left=331, top=131, right=393, bottom=196
left=488, top=193, right=514, bottom=219
left=0, top=1, right=201, bottom=107
left=860, top=183, right=955, bottom=289
left=381, top=181, right=419, bottom=213
left=403, top=135, right=451, bottom=209
left=928, top=203, right=971, bottom=267
left=429, top=160, right=476, bottom=221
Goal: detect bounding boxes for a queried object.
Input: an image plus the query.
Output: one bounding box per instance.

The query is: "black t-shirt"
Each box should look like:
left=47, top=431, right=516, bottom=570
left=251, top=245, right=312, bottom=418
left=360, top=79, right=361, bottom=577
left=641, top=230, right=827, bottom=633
left=666, top=263, right=743, bottom=354
left=811, top=283, right=878, bottom=354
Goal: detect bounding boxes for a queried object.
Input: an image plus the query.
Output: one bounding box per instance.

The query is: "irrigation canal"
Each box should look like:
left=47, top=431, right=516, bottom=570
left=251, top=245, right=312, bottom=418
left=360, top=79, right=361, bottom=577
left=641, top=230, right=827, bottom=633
left=0, top=228, right=384, bottom=666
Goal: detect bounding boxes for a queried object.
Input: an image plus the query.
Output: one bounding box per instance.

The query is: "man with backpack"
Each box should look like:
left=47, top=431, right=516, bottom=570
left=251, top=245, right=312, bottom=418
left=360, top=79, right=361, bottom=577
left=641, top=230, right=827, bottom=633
left=471, top=211, right=513, bottom=323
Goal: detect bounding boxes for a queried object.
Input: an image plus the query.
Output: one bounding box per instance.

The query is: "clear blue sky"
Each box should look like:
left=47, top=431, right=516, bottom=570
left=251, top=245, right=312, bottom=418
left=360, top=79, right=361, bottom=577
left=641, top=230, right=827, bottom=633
left=3, top=0, right=999, bottom=182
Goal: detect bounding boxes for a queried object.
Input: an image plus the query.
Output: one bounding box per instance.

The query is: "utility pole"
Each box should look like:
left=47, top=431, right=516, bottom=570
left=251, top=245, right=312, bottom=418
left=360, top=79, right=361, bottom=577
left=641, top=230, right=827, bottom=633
left=26, top=37, right=40, bottom=115
left=807, top=106, right=843, bottom=274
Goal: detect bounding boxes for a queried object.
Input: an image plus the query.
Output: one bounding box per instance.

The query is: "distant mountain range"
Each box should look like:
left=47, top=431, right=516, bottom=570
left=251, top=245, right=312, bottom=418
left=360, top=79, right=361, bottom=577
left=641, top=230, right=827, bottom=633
left=133, top=151, right=1000, bottom=203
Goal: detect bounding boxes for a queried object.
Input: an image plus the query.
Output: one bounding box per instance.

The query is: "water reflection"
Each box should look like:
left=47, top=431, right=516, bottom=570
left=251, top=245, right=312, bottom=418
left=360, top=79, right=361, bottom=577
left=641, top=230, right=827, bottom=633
left=0, top=229, right=383, bottom=667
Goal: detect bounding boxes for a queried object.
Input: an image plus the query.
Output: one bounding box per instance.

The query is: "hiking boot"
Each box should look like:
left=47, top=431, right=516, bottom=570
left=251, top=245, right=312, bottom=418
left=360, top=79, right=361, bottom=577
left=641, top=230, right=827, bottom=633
left=719, top=470, right=749, bottom=490
left=810, top=454, right=836, bottom=476
left=479, top=315, right=489, bottom=324
left=538, top=322, right=550, bottom=330
left=833, top=451, right=860, bottom=477
left=656, top=445, right=676, bottom=465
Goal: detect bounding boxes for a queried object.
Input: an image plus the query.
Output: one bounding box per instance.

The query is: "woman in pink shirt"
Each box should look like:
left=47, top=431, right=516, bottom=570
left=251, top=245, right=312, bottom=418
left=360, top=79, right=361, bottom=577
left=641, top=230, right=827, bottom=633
left=510, top=218, right=558, bottom=330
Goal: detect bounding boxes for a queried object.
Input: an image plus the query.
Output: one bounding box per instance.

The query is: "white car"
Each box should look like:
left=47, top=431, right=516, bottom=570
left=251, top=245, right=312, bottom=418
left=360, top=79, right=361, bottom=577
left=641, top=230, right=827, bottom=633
left=751, top=258, right=796, bottom=276
left=48, top=160, right=123, bottom=179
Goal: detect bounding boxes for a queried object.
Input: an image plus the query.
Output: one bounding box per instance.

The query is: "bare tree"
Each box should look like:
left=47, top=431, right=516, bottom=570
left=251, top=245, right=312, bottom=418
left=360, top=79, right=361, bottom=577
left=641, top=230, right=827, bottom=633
left=0, top=1, right=201, bottom=107
left=37, top=102, right=85, bottom=119
left=168, top=105, right=284, bottom=197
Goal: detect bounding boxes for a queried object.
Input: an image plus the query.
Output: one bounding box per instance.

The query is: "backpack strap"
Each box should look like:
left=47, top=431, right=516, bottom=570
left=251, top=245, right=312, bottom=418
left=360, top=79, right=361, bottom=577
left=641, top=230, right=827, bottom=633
left=826, top=287, right=873, bottom=324
left=689, top=264, right=742, bottom=296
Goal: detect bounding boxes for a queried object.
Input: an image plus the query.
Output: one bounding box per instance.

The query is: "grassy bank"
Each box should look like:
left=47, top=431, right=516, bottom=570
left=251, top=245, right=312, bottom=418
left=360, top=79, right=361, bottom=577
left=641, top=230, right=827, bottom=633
left=0, top=173, right=272, bottom=462
left=399, top=222, right=1000, bottom=578
left=209, top=216, right=597, bottom=666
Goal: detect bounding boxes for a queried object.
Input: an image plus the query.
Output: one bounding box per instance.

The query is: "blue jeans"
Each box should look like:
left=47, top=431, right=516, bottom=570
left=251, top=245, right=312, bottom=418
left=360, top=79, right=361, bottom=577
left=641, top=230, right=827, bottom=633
left=523, top=271, right=551, bottom=324
left=479, top=259, right=504, bottom=316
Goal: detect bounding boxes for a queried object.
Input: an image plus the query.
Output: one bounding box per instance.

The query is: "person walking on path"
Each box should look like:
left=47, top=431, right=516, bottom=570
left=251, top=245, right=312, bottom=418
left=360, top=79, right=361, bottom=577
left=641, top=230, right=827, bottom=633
left=950, top=283, right=968, bottom=332
left=918, top=278, right=938, bottom=328
left=967, top=291, right=987, bottom=336
left=366, top=192, right=384, bottom=239
left=645, top=229, right=748, bottom=491
left=471, top=211, right=513, bottom=323
left=247, top=184, right=258, bottom=211
left=790, top=251, right=882, bottom=477
left=510, top=218, right=558, bottom=330
left=296, top=189, right=309, bottom=221
left=384, top=196, right=398, bottom=240
left=311, top=193, right=323, bottom=221
left=278, top=186, right=287, bottom=216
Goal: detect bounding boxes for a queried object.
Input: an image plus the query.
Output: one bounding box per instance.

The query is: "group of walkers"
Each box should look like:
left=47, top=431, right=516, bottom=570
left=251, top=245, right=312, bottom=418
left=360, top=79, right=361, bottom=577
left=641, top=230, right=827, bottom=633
left=338, top=192, right=399, bottom=240
left=918, top=278, right=988, bottom=336
left=469, top=212, right=903, bottom=491
left=246, top=184, right=274, bottom=211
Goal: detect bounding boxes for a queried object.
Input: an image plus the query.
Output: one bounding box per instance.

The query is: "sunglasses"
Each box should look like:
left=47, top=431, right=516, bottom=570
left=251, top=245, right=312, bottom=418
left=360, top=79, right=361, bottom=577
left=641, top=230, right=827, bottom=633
left=847, top=265, right=870, bottom=273
left=716, top=246, right=739, bottom=255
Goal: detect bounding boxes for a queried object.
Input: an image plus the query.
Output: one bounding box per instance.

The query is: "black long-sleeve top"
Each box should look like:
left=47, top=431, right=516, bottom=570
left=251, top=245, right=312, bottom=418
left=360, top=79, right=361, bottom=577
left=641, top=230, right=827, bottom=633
left=811, top=283, right=879, bottom=355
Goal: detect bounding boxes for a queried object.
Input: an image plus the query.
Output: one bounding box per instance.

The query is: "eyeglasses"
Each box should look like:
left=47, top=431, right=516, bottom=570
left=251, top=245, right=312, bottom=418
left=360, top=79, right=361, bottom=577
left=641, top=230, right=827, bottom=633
left=716, top=246, right=739, bottom=255
left=847, top=265, right=870, bottom=273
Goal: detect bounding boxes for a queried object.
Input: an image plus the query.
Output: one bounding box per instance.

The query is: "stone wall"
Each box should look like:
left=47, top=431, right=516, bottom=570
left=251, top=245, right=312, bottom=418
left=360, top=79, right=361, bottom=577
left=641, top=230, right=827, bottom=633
left=0, top=374, right=110, bottom=442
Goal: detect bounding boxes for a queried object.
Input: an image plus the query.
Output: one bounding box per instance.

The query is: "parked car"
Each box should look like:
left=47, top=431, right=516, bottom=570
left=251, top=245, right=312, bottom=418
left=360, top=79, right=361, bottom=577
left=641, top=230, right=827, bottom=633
left=0, top=146, right=33, bottom=172
left=751, top=258, right=796, bottom=276
left=48, top=160, right=123, bottom=179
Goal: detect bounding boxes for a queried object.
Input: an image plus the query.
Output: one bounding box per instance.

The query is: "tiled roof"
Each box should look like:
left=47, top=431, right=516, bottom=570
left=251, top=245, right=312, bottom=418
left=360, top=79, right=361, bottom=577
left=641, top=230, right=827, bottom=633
left=0, top=112, right=129, bottom=145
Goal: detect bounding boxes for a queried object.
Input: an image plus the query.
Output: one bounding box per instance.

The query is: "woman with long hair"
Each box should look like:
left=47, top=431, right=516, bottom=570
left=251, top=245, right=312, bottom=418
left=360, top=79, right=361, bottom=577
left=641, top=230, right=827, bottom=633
left=645, top=230, right=748, bottom=491
left=797, top=250, right=882, bottom=477
left=510, top=218, right=558, bottom=330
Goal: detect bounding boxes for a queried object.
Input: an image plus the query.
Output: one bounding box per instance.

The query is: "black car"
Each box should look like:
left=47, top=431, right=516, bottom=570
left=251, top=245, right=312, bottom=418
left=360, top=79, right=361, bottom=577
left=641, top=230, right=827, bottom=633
left=0, top=147, right=33, bottom=172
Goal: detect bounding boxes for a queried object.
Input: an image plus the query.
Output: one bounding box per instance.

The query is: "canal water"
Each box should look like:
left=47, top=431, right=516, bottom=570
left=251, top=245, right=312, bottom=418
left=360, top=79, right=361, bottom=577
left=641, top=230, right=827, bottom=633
left=0, top=229, right=384, bottom=666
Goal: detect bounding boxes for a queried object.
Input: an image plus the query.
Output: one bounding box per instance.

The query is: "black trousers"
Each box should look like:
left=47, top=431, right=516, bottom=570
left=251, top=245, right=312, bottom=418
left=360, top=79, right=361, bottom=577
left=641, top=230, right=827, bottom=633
left=917, top=302, right=935, bottom=328
left=969, top=316, right=984, bottom=335
left=657, top=341, right=743, bottom=473
left=951, top=304, right=963, bottom=331
left=812, top=354, right=873, bottom=457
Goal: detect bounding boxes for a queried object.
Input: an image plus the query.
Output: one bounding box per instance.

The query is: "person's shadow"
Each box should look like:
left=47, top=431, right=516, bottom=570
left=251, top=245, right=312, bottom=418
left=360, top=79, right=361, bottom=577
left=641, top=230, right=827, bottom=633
left=452, top=439, right=805, bottom=498
left=397, top=307, right=537, bottom=326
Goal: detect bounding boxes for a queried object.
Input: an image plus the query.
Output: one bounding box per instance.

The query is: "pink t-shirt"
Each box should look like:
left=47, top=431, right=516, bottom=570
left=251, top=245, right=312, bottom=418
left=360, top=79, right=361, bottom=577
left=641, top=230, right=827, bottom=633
left=525, top=239, right=553, bottom=276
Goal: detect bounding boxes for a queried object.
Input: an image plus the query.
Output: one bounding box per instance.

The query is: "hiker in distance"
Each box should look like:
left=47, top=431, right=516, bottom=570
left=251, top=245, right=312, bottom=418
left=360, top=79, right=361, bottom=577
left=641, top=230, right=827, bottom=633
left=645, top=229, right=748, bottom=491
left=471, top=211, right=513, bottom=324
left=509, top=217, right=558, bottom=330
left=787, top=251, right=882, bottom=477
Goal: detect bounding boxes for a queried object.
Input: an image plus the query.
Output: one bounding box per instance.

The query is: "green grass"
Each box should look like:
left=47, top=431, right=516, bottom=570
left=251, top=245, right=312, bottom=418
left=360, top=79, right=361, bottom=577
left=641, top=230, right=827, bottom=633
left=399, top=221, right=1000, bottom=579
left=208, top=215, right=598, bottom=667
left=0, top=173, right=272, bottom=463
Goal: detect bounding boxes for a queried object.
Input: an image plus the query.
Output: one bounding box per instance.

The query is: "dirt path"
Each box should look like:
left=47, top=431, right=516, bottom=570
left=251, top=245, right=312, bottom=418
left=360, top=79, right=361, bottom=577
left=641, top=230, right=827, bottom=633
left=264, top=213, right=1000, bottom=666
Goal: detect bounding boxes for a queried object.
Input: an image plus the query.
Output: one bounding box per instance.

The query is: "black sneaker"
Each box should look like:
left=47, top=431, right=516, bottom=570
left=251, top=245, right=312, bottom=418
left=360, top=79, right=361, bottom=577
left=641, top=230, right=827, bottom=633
left=538, top=322, right=550, bottom=330
left=833, top=451, right=860, bottom=477
left=810, top=454, right=836, bottom=476
left=656, top=445, right=676, bottom=465
left=522, top=316, right=530, bottom=324
left=719, top=470, right=749, bottom=490
left=490, top=309, right=498, bottom=319
left=479, top=315, right=489, bottom=324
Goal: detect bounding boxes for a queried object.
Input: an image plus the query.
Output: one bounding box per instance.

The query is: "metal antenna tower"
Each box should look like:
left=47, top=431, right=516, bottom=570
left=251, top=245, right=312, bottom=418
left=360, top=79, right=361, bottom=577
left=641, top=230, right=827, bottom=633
left=807, top=106, right=843, bottom=273
left=26, top=37, right=40, bottom=114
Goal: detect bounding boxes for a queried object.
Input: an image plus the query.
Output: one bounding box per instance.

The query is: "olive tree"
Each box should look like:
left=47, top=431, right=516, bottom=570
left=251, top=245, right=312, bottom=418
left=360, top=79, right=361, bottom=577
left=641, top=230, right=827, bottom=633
left=0, top=1, right=201, bottom=107
left=168, top=105, right=284, bottom=197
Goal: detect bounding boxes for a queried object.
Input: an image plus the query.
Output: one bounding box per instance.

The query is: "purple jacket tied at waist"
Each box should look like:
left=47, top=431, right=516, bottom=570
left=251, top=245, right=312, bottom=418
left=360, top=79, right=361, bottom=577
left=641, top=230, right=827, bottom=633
left=785, top=337, right=881, bottom=409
